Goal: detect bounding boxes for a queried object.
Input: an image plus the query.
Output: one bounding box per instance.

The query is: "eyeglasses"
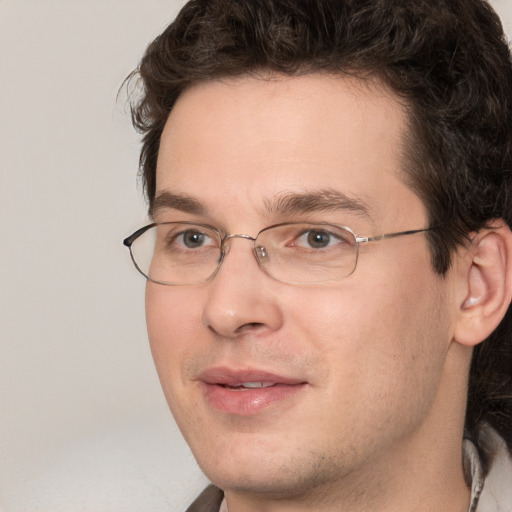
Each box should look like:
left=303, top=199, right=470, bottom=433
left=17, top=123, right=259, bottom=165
left=123, top=221, right=435, bottom=286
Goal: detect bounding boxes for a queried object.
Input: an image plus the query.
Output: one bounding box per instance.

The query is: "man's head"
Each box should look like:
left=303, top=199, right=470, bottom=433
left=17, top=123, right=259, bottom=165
left=126, top=0, right=512, bottom=507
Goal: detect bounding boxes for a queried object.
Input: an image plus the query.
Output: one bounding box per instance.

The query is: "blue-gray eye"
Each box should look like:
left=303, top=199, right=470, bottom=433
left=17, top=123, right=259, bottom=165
left=306, top=230, right=332, bottom=248
left=181, top=230, right=208, bottom=248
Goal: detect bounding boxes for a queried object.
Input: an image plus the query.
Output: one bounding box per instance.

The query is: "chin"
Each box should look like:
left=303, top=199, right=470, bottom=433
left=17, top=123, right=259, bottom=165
left=191, top=436, right=349, bottom=501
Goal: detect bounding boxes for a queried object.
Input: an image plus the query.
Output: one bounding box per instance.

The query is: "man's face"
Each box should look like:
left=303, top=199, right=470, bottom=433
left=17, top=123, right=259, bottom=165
left=146, top=75, right=459, bottom=498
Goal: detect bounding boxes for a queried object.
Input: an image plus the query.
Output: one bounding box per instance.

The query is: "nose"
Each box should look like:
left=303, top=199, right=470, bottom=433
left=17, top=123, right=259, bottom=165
left=201, top=237, right=283, bottom=339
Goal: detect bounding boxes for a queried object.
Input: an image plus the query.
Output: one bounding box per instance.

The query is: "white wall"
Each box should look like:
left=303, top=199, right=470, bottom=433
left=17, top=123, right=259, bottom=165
left=0, top=2, right=207, bottom=511
left=1, top=1, right=511, bottom=511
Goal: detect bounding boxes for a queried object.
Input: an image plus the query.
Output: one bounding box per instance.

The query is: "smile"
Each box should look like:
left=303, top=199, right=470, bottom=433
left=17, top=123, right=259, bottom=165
left=198, top=368, right=307, bottom=415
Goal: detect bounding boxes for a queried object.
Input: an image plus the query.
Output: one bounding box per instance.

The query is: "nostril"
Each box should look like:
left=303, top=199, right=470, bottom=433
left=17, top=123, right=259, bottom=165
left=234, top=322, right=266, bottom=335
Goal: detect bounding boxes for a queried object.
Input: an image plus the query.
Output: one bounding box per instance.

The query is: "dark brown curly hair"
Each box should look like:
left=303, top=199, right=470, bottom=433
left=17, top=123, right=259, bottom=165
left=126, top=0, right=512, bottom=467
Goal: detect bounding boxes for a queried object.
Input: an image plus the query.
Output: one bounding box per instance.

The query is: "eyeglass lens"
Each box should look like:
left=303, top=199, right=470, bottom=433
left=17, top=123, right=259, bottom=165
left=129, top=222, right=359, bottom=285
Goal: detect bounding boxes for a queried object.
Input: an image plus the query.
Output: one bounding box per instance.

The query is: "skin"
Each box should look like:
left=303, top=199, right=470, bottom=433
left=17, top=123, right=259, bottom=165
left=146, top=74, right=477, bottom=511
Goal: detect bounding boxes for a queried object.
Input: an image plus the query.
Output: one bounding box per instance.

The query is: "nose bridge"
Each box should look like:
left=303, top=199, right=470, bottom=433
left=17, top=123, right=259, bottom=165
left=203, top=231, right=282, bottom=338
left=219, top=233, right=260, bottom=272
left=223, top=233, right=256, bottom=243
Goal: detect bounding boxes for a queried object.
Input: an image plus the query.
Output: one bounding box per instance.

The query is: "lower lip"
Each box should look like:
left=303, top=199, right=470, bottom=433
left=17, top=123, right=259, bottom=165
left=202, top=383, right=306, bottom=416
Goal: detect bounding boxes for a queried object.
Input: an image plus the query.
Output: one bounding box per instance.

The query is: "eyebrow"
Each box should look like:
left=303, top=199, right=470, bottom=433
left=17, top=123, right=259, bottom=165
left=152, top=191, right=205, bottom=217
left=151, top=188, right=372, bottom=221
left=266, top=189, right=372, bottom=219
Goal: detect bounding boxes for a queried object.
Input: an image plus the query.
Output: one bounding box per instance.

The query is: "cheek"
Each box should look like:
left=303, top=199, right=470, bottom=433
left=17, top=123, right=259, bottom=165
left=145, top=284, right=202, bottom=390
left=288, top=258, right=450, bottom=402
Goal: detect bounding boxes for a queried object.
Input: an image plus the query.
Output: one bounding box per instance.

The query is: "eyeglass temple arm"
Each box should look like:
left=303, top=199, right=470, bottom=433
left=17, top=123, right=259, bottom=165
left=357, top=227, right=436, bottom=244
left=123, top=223, right=157, bottom=247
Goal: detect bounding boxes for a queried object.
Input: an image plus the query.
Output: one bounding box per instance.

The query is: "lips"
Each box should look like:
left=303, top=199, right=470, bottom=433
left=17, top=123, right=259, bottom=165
left=197, top=367, right=307, bottom=415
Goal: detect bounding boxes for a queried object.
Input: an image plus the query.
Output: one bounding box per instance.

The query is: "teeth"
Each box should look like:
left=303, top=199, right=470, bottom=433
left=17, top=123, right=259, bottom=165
left=222, top=382, right=276, bottom=390
left=238, top=382, right=274, bottom=388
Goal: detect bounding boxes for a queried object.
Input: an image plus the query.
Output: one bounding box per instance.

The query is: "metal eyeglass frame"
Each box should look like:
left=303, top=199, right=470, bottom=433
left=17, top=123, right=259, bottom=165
left=123, top=222, right=437, bottom=286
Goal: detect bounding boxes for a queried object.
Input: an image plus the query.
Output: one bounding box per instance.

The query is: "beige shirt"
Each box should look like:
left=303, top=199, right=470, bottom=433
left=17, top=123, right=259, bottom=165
left=467, top=430, right=512, bottom=512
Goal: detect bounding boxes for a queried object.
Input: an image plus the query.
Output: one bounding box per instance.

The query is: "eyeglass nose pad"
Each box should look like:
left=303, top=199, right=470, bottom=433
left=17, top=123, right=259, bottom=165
left=255, top=245, right=268, bottom=260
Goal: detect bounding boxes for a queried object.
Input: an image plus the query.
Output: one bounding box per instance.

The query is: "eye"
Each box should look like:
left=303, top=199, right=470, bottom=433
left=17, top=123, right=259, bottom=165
left=304, top=230, right=333, bottom=248
left=156, top=224, right=219, bottom=253
left=180, top=230, right=208, bottom=248
left=295, top=229, right=343, bottom=249
left=175, top=229, right=214, bottom=249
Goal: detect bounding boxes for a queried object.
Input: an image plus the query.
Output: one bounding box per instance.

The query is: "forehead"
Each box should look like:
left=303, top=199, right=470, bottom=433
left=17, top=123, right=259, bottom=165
left=155, top=73, right=425, bottom=228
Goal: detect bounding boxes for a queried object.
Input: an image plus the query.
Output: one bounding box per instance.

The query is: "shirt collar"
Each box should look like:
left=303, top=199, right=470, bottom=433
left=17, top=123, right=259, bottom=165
left=463, top=438, right=484, bottom=512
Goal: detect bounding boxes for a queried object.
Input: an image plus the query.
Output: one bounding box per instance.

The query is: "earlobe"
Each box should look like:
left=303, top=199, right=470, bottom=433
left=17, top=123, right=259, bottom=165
left=454, top=222, right=512, bottom=347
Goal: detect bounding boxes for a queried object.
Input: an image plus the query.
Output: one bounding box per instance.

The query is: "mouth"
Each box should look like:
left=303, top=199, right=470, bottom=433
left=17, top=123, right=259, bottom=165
left=219, top=381, right=277, bottom=390
left=198, top=368, right=307, bottom=416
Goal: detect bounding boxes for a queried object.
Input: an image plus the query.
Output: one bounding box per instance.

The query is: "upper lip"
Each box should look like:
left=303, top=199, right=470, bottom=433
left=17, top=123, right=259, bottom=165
left=197, top=367, right=306, bottom=386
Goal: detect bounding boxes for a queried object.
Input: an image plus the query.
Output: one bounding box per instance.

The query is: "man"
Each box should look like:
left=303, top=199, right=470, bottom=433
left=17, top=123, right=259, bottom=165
left=123, top=0, right=512, bottom=510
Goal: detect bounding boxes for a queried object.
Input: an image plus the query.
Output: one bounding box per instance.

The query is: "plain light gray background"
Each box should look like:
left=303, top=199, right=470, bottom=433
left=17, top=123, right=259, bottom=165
left=1, top=1, right=511, bottom=511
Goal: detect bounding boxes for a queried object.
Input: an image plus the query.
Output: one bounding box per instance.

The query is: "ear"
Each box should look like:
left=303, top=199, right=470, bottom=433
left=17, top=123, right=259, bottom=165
left=454, top=221, right=512, bottom=347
